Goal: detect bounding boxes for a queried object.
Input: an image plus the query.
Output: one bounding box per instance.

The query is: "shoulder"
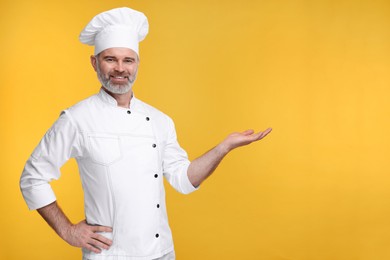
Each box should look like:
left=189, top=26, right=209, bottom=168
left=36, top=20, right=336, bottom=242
left=56, top=93, right=102, bottom=132
left=63, top=94, right=101, bottom=122
left=66, top=94, right=99, bottom=114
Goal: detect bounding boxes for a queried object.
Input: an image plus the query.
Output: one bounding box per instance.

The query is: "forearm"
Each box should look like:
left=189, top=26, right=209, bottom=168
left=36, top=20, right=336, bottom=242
left=187, top=142, right=230, bottom=187
left=37, top=201, right=73, bottom=241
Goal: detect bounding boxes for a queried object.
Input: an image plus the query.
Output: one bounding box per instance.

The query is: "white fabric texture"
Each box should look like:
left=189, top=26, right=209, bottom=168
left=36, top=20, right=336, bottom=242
left=79, top=7, right=149, bottom=55
left=83, top=250, right=175, bottom=260
left=20, top=89, right=197, bottom=259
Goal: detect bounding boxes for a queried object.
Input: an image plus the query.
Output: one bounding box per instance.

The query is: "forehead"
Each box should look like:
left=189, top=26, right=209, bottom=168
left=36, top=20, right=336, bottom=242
left=99, top=47, right=138, bottom=59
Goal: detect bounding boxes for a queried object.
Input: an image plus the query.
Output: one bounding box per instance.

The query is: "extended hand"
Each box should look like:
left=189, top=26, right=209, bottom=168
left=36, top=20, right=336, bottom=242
left=187, top=127, right=272, bottom=187
left=222, top=128, right=272, bottom=152
left=64, top=220, right=113, bottom=254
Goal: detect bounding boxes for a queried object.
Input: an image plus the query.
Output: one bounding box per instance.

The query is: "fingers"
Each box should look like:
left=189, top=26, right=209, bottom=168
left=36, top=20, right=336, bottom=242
left=92, top=225, right=113, bottom=233
left=263, top=127, right=273, bottom=135
left=82, top=234, right=112, bottom=253
left=257, top=127, right=272, bottom=139
left=245, top=128, right=272, bottom=142
left=82, top=223, right=113, bottom=253
left=240, top=128, right=272, bottom=138
left=241, top=129, right=255, bottom=135
left=91, top=232, right=113, bottom=248
left=82, top=233, right=112, bottom=254
left=89, top=234, right=112, bottom=250
left=85, top=243, right=102, bottom=254
left=87, top=225, right=113, bottom=251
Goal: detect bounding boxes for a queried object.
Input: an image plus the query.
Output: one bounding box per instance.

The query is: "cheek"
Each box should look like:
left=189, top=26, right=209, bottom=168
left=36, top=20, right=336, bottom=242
left=130, top=65, right=139, bottom=74
left=100, top=65, right=113, bottom=75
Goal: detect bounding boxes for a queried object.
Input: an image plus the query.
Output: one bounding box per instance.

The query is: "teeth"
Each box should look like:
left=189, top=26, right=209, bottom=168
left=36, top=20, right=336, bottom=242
left=111, top=76, right=128, bottom=79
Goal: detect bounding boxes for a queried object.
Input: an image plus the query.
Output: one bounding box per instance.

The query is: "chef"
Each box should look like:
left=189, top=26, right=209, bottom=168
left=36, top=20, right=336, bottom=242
left=20, top=7, right=272, bottom=260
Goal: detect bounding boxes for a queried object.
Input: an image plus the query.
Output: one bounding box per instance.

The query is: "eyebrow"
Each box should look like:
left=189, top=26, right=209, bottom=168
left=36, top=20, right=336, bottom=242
left=102, top=56, right=136, bottom=60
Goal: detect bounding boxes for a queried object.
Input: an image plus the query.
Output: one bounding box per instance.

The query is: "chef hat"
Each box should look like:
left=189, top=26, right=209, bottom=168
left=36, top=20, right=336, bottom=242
left=79, top=7, right=149, bottom=56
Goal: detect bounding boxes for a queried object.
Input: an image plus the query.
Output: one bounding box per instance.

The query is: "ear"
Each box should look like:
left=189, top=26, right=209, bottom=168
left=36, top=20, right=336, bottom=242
left=90, top=55, right=97, bottom=72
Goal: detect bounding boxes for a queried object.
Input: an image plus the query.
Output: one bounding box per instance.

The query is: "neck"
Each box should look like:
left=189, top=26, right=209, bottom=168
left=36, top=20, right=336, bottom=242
left=103, top=88, right=133, bottom=108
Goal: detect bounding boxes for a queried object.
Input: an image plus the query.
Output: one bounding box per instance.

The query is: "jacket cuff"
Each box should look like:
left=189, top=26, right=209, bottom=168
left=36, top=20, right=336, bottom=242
left=181, top=163, right=200, bottom=194
left=21, top=184, right=56, bottom=210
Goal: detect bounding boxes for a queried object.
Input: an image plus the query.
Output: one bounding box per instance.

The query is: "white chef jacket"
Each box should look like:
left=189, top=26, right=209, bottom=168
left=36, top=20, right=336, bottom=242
left=20, top=88, right=198, bottom=260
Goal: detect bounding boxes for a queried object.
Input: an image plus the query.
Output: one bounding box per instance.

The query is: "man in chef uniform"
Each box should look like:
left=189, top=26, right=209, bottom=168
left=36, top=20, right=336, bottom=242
left=20, top=7, right=272, bottom=260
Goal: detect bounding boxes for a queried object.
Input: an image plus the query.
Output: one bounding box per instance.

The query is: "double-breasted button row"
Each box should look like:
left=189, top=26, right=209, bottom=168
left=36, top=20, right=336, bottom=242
left=155, top=188, right=160, bottom=238
left=133, top=113, right=156, bottom=241
left=124, top=110, right=150, bottom=122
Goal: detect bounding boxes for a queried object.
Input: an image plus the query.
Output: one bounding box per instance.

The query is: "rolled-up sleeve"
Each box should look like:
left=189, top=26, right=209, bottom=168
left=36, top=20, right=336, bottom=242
left=20, top=111, right=82, bottom=210
left=162, top=118, right=198, bottom=194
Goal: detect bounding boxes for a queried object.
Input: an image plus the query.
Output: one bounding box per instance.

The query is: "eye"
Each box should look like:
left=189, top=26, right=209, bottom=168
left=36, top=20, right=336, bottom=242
left=124, top=59, right=135, bottom=63
left=105, top=58, right=114, bottom=62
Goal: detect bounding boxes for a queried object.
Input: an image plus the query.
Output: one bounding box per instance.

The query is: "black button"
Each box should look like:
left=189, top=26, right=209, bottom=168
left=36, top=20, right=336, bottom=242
left=152, top=144, right=156, bottom=148
left=146, top=117, right=150, bottom=121
left=127, top=110, right=131, bottom=114
left=155, top=234, right=159, bottom=238
left=154, top=174, right=158, bottom=178
left=157, top=204, right=160, bottom=208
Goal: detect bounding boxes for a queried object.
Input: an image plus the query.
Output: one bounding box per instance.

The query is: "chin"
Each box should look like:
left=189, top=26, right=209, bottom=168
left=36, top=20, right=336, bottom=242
left=104, top=85, right=132, bottom=95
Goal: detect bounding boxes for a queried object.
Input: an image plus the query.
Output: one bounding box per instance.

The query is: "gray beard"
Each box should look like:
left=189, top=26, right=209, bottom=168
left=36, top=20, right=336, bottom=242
left=96, top=62, right=137, bottom=94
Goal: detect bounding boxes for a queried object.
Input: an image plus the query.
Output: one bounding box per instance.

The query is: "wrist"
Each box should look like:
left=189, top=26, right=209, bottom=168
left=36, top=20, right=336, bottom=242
left=59, top=222, right=74, bottom=242
left=217, top=141, right=231, bottom=156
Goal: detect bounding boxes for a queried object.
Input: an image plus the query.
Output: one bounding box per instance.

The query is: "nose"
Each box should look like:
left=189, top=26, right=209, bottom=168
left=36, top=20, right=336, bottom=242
left=114, top=61, right=125, bottom=73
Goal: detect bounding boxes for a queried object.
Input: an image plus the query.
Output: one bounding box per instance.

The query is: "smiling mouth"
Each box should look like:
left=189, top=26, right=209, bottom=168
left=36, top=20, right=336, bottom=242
left=109, top=75, right=129, bottom=83
left=110, top=75, right=129, bottom=79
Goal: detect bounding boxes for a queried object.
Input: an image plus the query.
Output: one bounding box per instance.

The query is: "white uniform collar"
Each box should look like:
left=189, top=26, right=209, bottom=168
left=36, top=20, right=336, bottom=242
left=98, top=87, right=137, bottom=111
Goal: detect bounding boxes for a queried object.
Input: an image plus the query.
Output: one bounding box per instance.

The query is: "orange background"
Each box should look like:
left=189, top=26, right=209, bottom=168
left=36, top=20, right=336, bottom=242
left=1, top=0, right=390, bottom=259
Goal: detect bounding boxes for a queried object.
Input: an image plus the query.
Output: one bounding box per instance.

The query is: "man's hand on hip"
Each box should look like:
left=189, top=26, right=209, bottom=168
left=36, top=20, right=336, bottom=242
left=37, top=202, right=113, bottom=254
left=64, top=220, right=113, bottom=254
